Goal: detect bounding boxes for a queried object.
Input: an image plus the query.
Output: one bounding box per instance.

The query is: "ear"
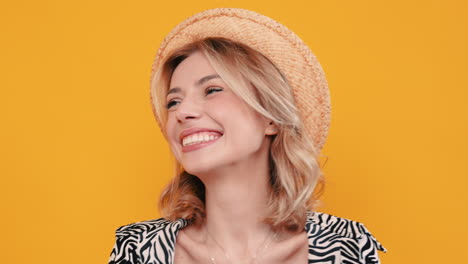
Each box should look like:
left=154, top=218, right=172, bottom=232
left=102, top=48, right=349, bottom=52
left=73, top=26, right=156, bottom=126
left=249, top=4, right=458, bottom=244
left=265, top=121, right=278, bottom=136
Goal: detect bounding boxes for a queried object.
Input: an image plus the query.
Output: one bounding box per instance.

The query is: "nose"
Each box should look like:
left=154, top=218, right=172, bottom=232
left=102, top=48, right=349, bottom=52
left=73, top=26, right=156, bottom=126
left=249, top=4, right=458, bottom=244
left=175, top=99, right=202, bottom=123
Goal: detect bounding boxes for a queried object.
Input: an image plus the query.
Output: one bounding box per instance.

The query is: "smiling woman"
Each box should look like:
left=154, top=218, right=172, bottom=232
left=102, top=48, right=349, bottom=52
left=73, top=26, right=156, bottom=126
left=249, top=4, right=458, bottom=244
left=155, top=39, right=318, bottom=231
left=108, top=8, right=386, bottom=264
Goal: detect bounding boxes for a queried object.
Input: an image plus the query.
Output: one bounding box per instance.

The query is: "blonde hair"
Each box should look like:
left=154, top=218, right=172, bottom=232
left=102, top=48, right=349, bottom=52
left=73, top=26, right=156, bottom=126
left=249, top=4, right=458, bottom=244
left=150, top=37, right=324, bottom=232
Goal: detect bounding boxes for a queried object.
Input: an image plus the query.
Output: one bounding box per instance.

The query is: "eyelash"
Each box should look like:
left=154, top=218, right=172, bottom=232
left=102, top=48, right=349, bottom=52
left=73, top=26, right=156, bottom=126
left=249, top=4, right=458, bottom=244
left=205, top=86, right=223, bottom=94
left=165, top=86, right=223, bottom=109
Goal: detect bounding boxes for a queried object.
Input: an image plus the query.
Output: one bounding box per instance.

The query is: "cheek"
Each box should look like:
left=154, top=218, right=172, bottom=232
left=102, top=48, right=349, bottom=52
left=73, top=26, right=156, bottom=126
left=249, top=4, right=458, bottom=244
left=164, top=117, right=181, bottom=155
left=211, top=98, right=266, bottom=143
left=164, top=118, right=175, bottom=142
left=208, top=94, right=248, bottom=121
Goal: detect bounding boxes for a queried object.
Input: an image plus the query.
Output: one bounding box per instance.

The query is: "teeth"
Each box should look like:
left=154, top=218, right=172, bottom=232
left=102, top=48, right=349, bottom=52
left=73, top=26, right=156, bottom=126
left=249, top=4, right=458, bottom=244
left=182, top=132, right=221, bottom=147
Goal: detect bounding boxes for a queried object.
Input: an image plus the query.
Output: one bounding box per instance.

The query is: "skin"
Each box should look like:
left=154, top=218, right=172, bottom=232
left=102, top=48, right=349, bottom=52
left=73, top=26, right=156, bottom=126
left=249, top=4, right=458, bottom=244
left=165, top=51, right=308, bottom=264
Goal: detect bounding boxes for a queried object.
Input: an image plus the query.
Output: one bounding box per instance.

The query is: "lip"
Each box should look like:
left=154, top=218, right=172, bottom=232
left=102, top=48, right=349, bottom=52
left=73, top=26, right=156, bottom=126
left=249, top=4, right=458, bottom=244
left=179, top=127, right=224, bottom=144
left=182, top=136, right=221, bottom=153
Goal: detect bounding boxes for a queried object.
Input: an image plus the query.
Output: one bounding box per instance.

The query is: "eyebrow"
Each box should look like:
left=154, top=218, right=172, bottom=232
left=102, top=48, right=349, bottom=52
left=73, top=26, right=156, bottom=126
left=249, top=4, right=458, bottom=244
left=167, top=74, right=221, bottom=96
left=195, top=74, right=220, bottom=86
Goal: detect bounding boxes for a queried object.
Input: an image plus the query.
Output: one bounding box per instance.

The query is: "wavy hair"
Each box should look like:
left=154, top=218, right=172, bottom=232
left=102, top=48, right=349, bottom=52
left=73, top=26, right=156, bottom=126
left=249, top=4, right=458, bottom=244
left=150, top=37, right=324, bottom=232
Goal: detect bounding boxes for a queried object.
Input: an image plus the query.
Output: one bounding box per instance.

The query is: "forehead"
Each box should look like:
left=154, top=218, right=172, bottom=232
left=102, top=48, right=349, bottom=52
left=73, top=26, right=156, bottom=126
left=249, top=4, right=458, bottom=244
left=169, top=51, right=217, bottom=89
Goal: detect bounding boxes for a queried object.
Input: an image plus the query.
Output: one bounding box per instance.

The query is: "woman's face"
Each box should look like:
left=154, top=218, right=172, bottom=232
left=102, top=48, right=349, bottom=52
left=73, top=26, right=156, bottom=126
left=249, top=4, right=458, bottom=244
left=165, top=51, right=274, bottom=176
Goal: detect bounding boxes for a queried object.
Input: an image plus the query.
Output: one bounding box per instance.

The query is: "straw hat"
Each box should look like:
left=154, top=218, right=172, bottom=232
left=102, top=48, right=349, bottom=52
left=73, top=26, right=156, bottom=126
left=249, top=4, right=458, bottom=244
left=150, top=8, right=330, bottom=151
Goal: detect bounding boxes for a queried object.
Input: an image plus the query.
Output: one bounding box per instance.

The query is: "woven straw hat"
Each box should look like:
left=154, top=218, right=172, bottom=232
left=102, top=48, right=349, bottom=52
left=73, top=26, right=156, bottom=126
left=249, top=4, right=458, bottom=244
left=150, top=8, right=330, bottom=151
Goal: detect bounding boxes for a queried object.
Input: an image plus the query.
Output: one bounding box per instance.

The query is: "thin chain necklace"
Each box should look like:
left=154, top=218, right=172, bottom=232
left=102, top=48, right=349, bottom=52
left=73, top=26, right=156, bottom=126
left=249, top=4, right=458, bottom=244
left=205, top=227, right=278, bottom=264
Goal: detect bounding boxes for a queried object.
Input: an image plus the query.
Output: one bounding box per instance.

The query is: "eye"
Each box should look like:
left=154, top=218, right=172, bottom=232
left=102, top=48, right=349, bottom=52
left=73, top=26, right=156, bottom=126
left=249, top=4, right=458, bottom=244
left=205, top=86, right=223, bottom=95
left=166, top=99, right=179, bottom=109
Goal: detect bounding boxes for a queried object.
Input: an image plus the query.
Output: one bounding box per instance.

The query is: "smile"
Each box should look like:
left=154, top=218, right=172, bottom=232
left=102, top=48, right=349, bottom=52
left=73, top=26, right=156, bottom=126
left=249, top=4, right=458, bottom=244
left=182, top=132, right=222, bottom=147
left=181, top=132, right=223, bottom=153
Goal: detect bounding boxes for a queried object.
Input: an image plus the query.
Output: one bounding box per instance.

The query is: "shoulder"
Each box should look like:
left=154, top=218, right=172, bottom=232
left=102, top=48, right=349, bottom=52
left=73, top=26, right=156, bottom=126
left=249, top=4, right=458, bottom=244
left=114, top=218, right=178, bottom=238
left=306, top=211, right=386, bottom=264
left=108, top=218, right=188, bottom=264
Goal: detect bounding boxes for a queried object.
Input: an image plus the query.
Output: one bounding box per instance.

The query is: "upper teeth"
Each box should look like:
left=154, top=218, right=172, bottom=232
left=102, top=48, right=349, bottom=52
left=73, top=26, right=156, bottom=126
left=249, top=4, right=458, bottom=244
left=182, top=132, right=221, bottom=147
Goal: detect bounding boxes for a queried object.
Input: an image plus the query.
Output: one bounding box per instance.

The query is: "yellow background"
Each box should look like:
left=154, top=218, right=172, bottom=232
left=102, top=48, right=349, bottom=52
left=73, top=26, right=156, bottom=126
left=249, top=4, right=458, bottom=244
left=2, top=0, right=467, bottom=263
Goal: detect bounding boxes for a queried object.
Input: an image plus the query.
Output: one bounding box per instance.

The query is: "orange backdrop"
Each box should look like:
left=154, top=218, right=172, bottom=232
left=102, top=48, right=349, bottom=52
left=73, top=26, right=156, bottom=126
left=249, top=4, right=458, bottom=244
left=2, top=0, right=467, bottom=263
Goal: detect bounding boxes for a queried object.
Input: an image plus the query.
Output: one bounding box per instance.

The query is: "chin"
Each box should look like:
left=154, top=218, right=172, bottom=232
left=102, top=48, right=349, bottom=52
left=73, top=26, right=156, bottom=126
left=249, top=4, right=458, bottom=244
left=181, top=158, right=224, bottom=178
left=183, top=166, right=212, bottom=179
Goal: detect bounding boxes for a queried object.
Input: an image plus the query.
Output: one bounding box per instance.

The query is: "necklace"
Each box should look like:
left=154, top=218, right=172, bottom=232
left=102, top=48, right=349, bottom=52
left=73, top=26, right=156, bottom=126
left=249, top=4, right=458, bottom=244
left=205, top=227, right=278, bottom=264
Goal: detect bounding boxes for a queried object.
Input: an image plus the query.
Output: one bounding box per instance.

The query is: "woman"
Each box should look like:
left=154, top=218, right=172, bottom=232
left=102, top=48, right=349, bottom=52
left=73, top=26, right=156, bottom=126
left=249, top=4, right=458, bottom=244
left=109, top=8, right=386, bottom=264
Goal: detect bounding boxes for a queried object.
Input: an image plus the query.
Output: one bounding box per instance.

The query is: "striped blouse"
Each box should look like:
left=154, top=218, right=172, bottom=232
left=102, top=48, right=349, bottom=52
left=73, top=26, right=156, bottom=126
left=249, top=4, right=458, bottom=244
left=108, top=211, right=386, bottom=264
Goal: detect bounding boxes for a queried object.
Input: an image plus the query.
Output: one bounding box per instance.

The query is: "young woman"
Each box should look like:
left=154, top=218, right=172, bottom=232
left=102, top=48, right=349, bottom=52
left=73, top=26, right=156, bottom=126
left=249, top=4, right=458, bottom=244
left=108, top=8, right=386, bottom=264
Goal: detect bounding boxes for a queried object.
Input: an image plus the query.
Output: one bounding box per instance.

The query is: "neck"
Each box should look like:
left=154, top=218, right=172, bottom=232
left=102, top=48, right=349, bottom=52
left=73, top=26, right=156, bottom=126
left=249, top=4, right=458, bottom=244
left=199, top=140, right=274, bottom=255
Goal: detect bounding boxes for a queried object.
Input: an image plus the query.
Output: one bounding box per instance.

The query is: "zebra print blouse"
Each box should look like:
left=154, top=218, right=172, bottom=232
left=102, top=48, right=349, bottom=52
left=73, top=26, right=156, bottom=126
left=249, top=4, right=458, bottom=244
left=108, top=211, right=386, bottom=264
